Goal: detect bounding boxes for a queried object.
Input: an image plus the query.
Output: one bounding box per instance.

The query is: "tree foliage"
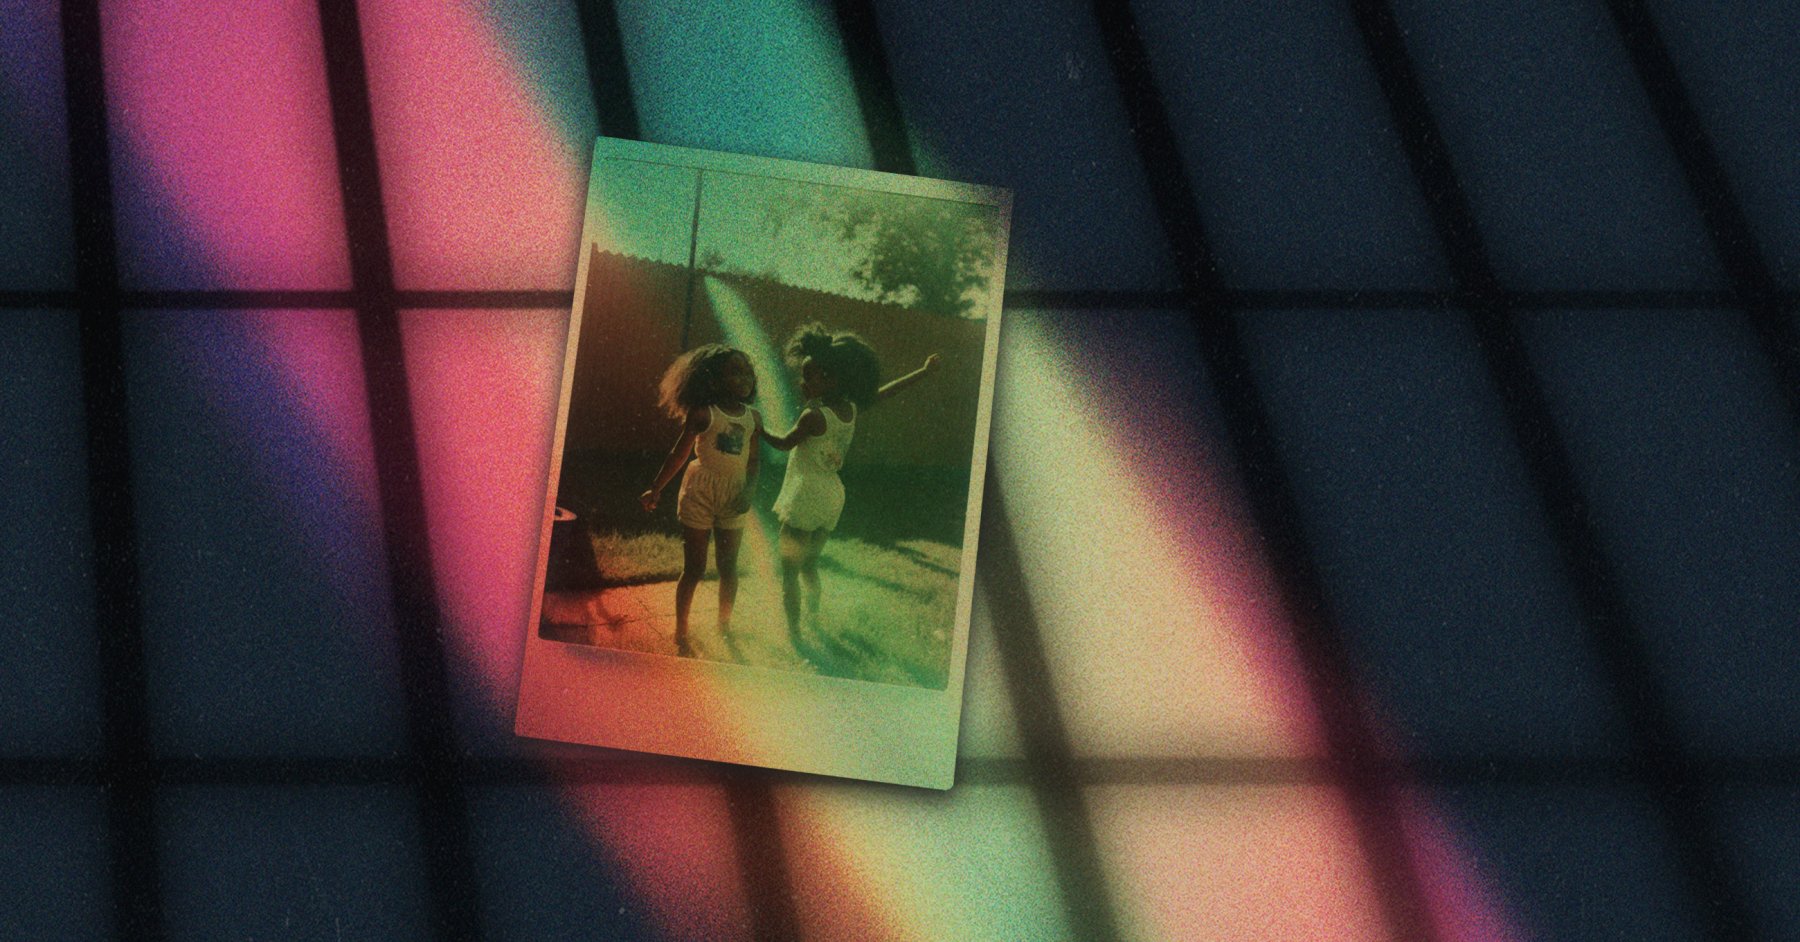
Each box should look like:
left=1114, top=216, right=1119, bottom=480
left=695, top=182, right=1001, bottom=317
left=822, top=195, right=999, bottom=317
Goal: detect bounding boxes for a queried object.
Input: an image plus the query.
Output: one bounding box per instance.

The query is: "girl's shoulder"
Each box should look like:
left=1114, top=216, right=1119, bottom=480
left=795, top=404, right=828, bottom=433
left=684, top=405, right=713, bottom=432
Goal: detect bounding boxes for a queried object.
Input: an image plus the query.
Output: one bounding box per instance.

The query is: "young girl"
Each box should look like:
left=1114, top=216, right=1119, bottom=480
left=762, top=323, right=938, bottom=637
left=640, top=344, right=761, bottom=655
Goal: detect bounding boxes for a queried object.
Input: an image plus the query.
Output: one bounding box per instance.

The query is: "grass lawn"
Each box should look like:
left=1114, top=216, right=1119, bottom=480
left=583, top=523, right=959, bottom=689
left=557, top=448, right=972, bottom=547
left=589, top=530, right=689, bottom=585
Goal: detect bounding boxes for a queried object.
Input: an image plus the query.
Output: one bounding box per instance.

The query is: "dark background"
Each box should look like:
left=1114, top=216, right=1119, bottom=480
left=3, top=0, right=1798, bottom=940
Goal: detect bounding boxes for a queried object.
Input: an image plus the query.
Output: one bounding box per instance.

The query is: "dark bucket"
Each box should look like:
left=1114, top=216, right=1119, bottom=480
left=544, top=506, right=605, bottom=592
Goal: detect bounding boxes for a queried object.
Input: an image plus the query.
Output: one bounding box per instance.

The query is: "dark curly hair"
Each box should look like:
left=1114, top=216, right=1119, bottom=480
left=657, top=344, right=752, bottom=419
left=785, top=322, right=880, bottom=408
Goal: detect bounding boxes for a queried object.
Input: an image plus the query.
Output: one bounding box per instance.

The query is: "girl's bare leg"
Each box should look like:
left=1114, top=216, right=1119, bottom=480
left=714, top=527, right=742, bottom=631
left=675, top=526, right=710, bottom=655
left=799, top=529, right=829, bottom=620
left=779, top=524, right=809, bottom=636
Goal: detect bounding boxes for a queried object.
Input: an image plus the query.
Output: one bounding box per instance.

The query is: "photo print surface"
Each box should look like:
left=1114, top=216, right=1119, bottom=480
left=515, top=138, right=1010, bottom=788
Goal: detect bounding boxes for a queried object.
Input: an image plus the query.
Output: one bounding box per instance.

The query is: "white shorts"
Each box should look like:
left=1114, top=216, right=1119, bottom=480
left=772, top=472, right=844, bottom=532
left=676, top=465, right=747, bottom=531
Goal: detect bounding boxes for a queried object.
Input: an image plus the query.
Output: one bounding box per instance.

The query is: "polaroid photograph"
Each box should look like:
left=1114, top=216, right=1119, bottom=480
left=514, top=137, right=1011, bottom=789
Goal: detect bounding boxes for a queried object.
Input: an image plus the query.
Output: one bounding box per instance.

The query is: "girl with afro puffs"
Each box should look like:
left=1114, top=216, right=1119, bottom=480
left=762, top=323, right=939, bottom=638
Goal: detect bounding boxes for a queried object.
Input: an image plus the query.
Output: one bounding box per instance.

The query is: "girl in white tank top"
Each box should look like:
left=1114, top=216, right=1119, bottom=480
left=640, top=345, right=761, bottom=655
left=771, top=397, right=855, bottom=532
left=763, top=324, right=940, bottom=641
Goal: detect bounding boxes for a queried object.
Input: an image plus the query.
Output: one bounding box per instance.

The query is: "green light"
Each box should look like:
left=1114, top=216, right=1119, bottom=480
left=613, top=0, right=873, bottom=168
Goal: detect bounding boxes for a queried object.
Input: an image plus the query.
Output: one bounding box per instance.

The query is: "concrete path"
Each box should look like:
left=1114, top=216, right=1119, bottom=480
left=539, top=579, right=813, bottom=674
left=540, top=581, right=710, bottom=656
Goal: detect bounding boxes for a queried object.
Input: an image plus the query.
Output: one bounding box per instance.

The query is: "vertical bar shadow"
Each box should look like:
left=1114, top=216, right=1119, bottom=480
left=573, top=0, right=641, bottom=140
left=1349, top=1, right=1763, bottom=938
left=829, top=0, right=918, bottom=176
left=571, top=7, right=803, bottom=940
left=60, top=1, right=167, bottom=938
left=314, top=1, right=483, bottom=938
left=1600, top=0, right=1800, bottom=436
left=833, top=9, right=1125, bottom=936
left=1090, top=3, right=1443, bottom=940
left=978, top=482, right=1125, bottom=942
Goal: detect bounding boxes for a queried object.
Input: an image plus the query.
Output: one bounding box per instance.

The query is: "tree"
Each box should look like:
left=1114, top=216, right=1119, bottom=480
left=822, top=195, right=999, bottom=317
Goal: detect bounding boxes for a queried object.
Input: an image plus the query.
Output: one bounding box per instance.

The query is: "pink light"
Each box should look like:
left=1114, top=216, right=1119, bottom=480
left=398, top=307, right=760, bottom=939
left=1402, top=791, right=1520, bottom=942
left=232, top=309, right=385, bottom=537
left=103, top=0, right=350, bottom=288
left=96, top=2, right=1535, bottom=936
left=991, top=313, right=1527, bottom=941
left=1092, top=784, right=1395, bottom=941
left=560, top=780, right=756, bottom=941
left=398, top=308, right=564, bottom=697
left=358, top=0, right=590, bottom=288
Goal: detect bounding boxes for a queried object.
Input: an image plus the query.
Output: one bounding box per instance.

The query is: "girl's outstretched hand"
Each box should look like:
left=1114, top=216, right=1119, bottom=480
left=923, top=353, right=941, bottom=372
left=639, top=489, right=659, bottom=512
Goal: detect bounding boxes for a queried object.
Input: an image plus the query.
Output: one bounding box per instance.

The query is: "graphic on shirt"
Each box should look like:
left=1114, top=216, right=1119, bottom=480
left=716, top=425, right=745, bottom=456
left=820, top=446, right=842, bottom=471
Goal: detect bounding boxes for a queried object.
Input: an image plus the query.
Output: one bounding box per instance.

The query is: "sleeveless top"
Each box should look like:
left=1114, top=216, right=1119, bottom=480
left=690, top=403, right=757, bottom=476
left=788, top=400, right=856, bottom=478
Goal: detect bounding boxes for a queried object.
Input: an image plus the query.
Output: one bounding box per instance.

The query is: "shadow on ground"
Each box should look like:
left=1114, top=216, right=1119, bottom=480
left=540, top=532, right=957, bottom=689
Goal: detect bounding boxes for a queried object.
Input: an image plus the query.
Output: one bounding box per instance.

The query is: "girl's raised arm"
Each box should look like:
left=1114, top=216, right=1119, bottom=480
left=762, top=408, right=826, bottom=451
left=640, top=408, right=710, bottom=511
left=875, top=353, right=939, bottom=403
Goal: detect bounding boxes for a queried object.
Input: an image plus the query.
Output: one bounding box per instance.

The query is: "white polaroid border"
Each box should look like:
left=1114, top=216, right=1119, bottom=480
left=514, top=137, right=1011, bottom=789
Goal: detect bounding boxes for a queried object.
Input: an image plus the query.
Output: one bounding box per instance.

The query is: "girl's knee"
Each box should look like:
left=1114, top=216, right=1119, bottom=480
left=779, top=544, right=806, bottom=573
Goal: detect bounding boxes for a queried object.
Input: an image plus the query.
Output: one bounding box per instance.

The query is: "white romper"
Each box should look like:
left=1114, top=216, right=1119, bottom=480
left=676, top=403, right=758, bottom=530
left=773, top=400, right=856, bottom=532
